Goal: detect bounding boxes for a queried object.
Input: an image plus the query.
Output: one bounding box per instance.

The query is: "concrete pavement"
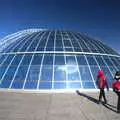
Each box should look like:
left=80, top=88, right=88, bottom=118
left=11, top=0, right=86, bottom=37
left=0, top=91, right=119, bottom=120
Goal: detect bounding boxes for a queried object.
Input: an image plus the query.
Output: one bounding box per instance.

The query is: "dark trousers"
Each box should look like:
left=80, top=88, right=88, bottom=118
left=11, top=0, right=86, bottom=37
left=99, top=88, right=107, bottom=103
left=116, top=92, right=120, bottom=113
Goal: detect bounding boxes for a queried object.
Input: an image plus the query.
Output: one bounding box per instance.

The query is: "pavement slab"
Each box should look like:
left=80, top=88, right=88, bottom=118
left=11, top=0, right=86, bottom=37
left=0, top=91, right=120, bottom=120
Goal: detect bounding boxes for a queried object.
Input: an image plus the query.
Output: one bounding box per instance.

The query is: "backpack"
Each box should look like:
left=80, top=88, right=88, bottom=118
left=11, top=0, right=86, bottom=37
left=113, top=81, right=120, bottom=90
left=115, top=71, right=120, bottom=80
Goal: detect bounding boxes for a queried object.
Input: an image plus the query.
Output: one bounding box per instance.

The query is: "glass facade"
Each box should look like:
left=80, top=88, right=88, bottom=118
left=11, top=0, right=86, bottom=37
left=0, top=29, right=120, bottom=90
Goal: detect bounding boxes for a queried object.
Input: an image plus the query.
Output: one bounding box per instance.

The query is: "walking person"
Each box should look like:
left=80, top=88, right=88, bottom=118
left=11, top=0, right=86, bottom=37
left=97, top=70, right=109, bottom=104
left=113, top=71, right=120, bottom=113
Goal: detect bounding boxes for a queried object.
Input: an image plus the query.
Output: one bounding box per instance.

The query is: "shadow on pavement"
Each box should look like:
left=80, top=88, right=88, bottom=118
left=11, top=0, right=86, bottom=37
left=76, top=90, right=99, bottom=104
left=76, top=90, right=118, bottom=113
left=106, top=103, right=116, bottom=109
left=102, top=103, right=117, bottom=113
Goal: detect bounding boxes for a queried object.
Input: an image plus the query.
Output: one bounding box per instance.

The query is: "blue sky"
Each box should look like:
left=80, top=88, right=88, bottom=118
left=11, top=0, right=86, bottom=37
left=0, top=0, right=120, bottom=52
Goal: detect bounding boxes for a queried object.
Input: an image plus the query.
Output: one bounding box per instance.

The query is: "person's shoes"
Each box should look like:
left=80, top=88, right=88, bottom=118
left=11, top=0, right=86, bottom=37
left=104, top=100, right=107, bottom=104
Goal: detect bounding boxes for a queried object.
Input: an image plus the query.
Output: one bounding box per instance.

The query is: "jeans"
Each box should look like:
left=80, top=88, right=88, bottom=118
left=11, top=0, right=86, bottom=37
left=116, top=92, right=120, bottom=113
left=99, top=88, right=107, bottom=103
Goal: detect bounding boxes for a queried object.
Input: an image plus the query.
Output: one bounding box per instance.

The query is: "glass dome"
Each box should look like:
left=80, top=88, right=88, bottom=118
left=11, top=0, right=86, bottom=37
left=0, top=29, right=120, bottom=90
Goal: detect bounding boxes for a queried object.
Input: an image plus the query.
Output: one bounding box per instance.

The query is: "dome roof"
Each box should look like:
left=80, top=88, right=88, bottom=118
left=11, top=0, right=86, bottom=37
left=0, top=29, right=119, bottom=56
left=0, top=29, right=120, bottom=91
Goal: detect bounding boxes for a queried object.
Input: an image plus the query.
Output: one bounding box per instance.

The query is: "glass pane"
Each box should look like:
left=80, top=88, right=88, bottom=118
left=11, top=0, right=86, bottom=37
left=83, top=82, right=95, bottom=89
left=32, top=54, right=42, bottom=65
left=67, top=66, right=80, bottom=81
left=54, top=82, right=66, bottom=89
left=25, top=65, right=39, bottom=89
left=95, top=56, right=106, bottom=66
left=111, top=57, right=120, bottom=66
left=0, top=67, right=16, bottom=88
left=40, top=66, right=53, bottom=82
left=20, top=40, right=32, bottom=52
left=55, top=47, right=63, bottom=51
left=65, top=48, right=73, bottom=51
left=39, top=82, right=52, bottom=89
left=90, top=66, right=99, bottom=80
left=21, top=55, right=32, bottom=65
left=56, top=40, right=63, bottom=47
left=77, top=55, right=87, bottom=65
left=43, top=55, right=53, bottom=65
left=11, top=66, right=28, bottom=88
left=86, top=55, right=97, bottom=65
left=67, top=82, right=81, bottom=89
left=64, top=40, right=71, bottom=47
left=27, top=36, right=41, bottom=52
left=2, top=55, right=14, bottom=65
left=66, top=56, right=77, bottom=65
left=11, top=55, right=22, bottom=66
left=79, top=66, right=92, bottom=81
left=0, top=55, right=6, bottom=64
left=0, top=67, right=6, bottom=79
left=55, top=55, right=65, bottom=65
left=24, top=80, right=38, bottom=89
left=54, top=66, right=66, bottom=81
left=103, top=56, right=113, bottom=66
left=0, top=79, right=12, bottom=88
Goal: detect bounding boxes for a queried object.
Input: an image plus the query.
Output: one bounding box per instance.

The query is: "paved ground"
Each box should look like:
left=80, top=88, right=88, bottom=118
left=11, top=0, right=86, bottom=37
left=0, top=90, right=120, bottom=120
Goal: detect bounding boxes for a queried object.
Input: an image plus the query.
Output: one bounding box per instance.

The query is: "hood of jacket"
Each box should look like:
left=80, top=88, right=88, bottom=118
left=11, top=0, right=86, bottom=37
left=98, top=70, right=104, bottom=76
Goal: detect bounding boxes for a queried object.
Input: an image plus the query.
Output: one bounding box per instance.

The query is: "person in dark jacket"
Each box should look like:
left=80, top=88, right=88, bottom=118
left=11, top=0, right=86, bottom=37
left=97, top=70, right=109, bottom=104
left=113, top=71, right=120, bottom=113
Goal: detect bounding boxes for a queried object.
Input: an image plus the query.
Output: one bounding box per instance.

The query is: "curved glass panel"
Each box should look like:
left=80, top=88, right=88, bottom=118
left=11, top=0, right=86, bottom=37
left=0, top=29, right=120, bottom=90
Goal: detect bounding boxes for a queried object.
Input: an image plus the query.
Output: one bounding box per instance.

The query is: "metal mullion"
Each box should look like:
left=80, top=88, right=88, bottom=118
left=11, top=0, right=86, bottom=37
left=76, top=33, right=97, bottom=88
left=0, top=51, right=120, bottom=57
left=17, top=32, right=42, bottom=88
left=0, top=31, right=23, bottom=46
left=99, top=41, right=116, bottom=54
left=91, top=41, right=117, bottom=74
left=113, top=57, right=120, bottom=67
left=80, top=35, right=101, bottom=70
left=60, top=31, right=68, bottom=88
left=70, top=32, right=87, bottom=89
left=1, top=31, right=25, bottom=42
left=76, top=34, right=91, bottom=52
left=4, top=35, right=30, bottom=53
left=80, top=34, right=101, bottom=70
left=23, top=32, right=45, bottom=89
left=52, top=31, right=56, bottom=89
left=96, top=42, right=118, bottom=71
left=91, top=40, right=105, bottom=53
left=101, top=56, right=114, bottom=78
left=0, top=34, right=32, bottom=67
left=9, top=32, right=38, bottom=88
left=0, top=32, right=28, bottom=52
left=0, top=55, right=15, bottom=85
left=97, top=41, right=110, bottom=54
left=96, top=42, right=114, bottom=77
left=83, top=36, right=101, bottom=70
left=66, top=32, right=83, bottom=89
left=37, top=31, right=51, bottom=89
left=0, top=34, right=36, bottom=85
left=107, top=56, right=118, bottom=71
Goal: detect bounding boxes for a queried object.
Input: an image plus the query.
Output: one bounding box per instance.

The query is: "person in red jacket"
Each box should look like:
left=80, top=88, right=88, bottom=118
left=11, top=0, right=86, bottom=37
left=97, top=70, right=109, bottom=104
left=113, top=71, right=120, bottom=113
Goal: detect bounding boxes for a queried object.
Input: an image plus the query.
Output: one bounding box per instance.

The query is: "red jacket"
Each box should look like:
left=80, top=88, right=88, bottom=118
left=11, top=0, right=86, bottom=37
left=97, top=70, right=109, bottom=89
left=113, top=80, right=120, bottom=90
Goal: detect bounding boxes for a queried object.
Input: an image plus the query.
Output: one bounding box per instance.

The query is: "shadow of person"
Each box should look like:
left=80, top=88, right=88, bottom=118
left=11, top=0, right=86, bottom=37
left=106, top=103, right=116, bottom=109
left=76, top=90, right=99, bottom=104
left=76, top=90, right=118, bottom=113
left=103, top=103, right=117, bottom=113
